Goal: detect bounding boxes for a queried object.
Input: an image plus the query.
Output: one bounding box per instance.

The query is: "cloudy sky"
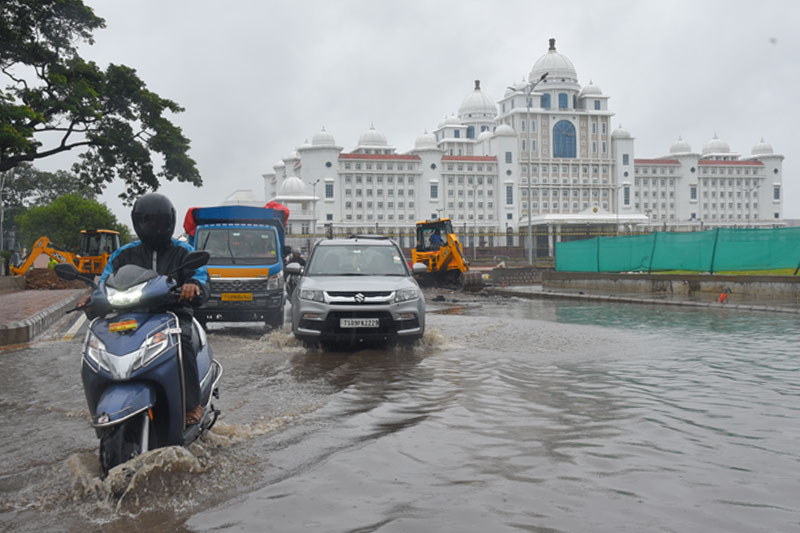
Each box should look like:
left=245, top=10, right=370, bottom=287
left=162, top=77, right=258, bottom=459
left=40, top=0, right=800, bottom=226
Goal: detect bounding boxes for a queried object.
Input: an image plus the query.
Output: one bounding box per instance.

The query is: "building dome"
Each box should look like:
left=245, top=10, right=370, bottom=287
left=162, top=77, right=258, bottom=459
left=530, top=38, right=577, bottom=83
left=358, top=124, right=388, bottom=147
left=579, top=80, right=602, bottom=97
left=458, top=80, right=498, bottom=119
left=438, top=114, right=462, bottom=128
left=311, top=127, right=336, bottom=147
left=702, top=134, right=730, bottom=155
left=278, top=176, right=307, bottom=196
left=274, top=160, right=285, bottom=169
left=504, top=77, right=529, bottom=96
left=495, top=124, right=516, bottom=136
left=751, top=138, right=774, bottom=155
left=478, top=130, right=493, bottom=141
left=611, top=126, right=632, bottom=140
left=669, top=136, right=692, bottom=154
left=413, top=130, right=437, bottom=150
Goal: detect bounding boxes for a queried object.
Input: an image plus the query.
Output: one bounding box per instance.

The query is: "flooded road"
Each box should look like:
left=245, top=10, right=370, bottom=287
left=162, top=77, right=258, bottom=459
left=2, top=293, right=799, bottom=531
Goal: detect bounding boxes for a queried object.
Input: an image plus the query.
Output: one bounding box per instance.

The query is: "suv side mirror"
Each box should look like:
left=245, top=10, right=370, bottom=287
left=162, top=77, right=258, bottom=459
left=285, top=262, right=303, bottom=275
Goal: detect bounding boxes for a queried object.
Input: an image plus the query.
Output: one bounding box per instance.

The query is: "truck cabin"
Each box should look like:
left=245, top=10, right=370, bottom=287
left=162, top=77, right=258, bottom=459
left=194, top=225, right=280, bottom=265
left=416, top=220, right=454, bottom=251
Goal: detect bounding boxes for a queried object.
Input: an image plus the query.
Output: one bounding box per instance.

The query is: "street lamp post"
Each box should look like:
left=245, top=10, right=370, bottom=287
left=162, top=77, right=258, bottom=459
left=747, top=186, right=758, bottom=227
left=311, top=179, right=320, bottom=239
left=472, top=183, right=479, bottom=261
left=509, top=72, right=547, bottom=265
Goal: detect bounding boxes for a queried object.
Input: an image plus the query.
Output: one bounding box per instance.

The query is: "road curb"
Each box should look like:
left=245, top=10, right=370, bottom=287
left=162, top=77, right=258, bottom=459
left=486, top=288, right=800, bottom=314
left=0, top=292, right=85, bottom=347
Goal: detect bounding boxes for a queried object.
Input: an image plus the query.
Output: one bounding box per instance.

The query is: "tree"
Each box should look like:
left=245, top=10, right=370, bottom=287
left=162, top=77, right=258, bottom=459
left=1, top=162, right=96, bottom=249
left=0, top=0, right=202, bottom=204
left=17, top=193, right=129, bottom=250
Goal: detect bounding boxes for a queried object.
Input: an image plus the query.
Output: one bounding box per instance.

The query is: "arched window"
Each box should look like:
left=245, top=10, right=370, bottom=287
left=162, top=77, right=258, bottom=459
left=466, top=126, right=475, bottom=139
left=558, top=93, right=568, bottom=109
left=541, top=93, right=551, bottom=109
left=553, top=120, right=576, bottom=158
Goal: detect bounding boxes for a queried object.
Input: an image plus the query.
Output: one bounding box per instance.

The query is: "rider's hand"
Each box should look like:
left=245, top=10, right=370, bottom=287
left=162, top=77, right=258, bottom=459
left=78, top=294, right=91, bottom=307
left=178, top=282, right=200, bottom=302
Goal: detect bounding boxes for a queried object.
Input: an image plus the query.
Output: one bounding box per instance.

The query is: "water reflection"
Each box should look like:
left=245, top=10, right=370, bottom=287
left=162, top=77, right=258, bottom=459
left=192, top=302, right=800, bottom=532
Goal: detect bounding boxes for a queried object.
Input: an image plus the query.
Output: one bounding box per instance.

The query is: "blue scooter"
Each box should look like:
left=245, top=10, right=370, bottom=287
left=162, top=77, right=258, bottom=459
left=55, top=251, right=222, bottom=477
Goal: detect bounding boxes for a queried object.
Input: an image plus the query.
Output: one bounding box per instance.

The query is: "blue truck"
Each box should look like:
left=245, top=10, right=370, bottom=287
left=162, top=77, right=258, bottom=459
left=184, top=205, right=286, bottom=329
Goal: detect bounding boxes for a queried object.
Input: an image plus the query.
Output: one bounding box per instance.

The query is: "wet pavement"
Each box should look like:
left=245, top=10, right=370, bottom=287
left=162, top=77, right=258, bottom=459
left=1, top=291, right=799, bottom=531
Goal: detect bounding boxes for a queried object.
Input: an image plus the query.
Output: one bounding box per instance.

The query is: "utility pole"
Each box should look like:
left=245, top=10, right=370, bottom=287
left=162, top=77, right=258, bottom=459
left=509, top=72, right=548, bottom=265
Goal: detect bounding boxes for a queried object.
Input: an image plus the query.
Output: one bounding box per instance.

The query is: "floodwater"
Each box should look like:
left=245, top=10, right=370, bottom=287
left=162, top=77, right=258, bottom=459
left=1, top=293, right=799, bottom=531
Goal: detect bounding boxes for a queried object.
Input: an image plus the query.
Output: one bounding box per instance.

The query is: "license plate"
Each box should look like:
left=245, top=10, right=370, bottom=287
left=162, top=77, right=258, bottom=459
left=109, top=319, right=138, bottom=332
left=340, top=318, right=379, bottom=328
left=221, top=292, right=253, bottom=301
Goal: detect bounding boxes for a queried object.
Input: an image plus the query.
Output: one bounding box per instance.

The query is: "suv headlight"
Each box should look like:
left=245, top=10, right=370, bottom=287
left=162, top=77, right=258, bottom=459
left=268, top=270, right=284, bottom=290
left=106, top=281, right=147, bottom=306
left=394, top=288, right=419, bottom=302
left=299, top=289, right=324, bottom=302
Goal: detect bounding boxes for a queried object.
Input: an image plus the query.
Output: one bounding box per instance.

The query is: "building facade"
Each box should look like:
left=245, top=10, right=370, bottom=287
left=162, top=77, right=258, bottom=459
left=261, top=39, right=784, bottom=255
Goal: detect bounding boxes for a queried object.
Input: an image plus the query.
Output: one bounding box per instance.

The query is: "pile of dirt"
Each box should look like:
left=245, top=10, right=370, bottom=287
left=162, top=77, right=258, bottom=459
left=25, top=268, right=88, bottom=290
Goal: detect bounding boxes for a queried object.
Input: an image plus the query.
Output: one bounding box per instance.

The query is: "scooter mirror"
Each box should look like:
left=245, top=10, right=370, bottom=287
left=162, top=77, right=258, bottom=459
left=54, top=262, right=97, bottom=288
left=182, top=250, right=210, bottom=271
left=54, top=263, right=80, bottom=281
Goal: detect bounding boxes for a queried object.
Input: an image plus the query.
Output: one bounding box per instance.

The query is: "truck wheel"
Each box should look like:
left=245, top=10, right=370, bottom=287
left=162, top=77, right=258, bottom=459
left=265, top=307, right=284, bottom=329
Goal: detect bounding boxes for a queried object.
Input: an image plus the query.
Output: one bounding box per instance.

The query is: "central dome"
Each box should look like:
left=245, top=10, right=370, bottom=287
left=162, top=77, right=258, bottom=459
left=458, top=80, right=497, bottom=119
left=358, top=124, right=388, bottom=147
left=702, top=134, right=730, bottom=155
left=530, top=38, right=577, bottom=83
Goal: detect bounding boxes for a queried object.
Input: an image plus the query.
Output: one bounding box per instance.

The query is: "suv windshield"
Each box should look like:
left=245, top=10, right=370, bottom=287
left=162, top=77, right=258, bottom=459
left=195, top=227, right=279, bottom=265
left=307, top=244, right=408, bottom=276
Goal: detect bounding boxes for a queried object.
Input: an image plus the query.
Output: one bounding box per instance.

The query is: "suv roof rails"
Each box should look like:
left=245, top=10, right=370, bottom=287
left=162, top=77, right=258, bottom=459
left=346, top=234, right=390, bottom=240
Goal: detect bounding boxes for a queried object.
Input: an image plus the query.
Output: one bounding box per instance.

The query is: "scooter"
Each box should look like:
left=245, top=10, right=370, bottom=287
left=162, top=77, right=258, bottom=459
left=55, top=251, right=222, bottom=477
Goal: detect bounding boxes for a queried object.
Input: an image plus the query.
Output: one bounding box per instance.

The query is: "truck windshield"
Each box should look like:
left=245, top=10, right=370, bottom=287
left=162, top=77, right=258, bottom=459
left=195, top=227, right=279, bottom=265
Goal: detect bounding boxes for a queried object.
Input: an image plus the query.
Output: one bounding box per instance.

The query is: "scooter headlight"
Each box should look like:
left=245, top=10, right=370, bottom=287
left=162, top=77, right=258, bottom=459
left=106, top=282, right=147, bottom=306
left=267, top=270, right=284, bottom=290
left=84, top=331, right=110, bottom=372
left=137, top=330, right=171, bottom=369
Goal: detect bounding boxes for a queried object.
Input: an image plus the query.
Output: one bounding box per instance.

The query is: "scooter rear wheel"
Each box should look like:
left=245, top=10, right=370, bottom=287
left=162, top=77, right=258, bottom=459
left=99, top=415, right=143, bottom=478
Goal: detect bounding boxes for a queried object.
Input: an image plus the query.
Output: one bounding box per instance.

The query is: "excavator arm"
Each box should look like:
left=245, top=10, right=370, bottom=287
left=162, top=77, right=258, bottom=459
left=9, top=236, right=78, bottom=276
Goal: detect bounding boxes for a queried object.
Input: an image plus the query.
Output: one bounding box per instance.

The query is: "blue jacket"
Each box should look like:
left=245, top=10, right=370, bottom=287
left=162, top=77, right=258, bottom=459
left=100, top=238, right=209, bottom=312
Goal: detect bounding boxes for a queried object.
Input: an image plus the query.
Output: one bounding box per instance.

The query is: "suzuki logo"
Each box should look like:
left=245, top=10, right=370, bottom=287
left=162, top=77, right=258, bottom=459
left=354, top=293, right=365, bottom=303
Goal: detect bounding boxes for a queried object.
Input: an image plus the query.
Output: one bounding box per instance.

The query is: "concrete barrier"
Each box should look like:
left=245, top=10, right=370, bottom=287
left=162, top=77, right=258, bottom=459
left=541, top=272, right=800, bottom=303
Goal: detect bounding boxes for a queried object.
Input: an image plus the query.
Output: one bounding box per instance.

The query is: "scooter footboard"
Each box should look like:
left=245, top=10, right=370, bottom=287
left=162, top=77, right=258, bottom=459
left=93, top=382, right=156, bottom=427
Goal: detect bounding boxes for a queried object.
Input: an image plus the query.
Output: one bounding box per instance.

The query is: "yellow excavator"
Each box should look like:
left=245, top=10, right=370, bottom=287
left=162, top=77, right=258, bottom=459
left=10, top=229, right=121, bottom=276
left=411, top=218, right=481, bottom=289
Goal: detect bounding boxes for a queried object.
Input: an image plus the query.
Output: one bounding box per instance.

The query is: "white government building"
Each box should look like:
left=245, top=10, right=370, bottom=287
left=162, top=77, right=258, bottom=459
left=261, top=38, right=784, bottom=256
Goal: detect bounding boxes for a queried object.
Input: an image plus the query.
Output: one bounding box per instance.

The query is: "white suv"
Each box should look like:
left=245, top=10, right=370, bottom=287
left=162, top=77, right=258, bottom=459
left=286, top=236, right=427, bottom=347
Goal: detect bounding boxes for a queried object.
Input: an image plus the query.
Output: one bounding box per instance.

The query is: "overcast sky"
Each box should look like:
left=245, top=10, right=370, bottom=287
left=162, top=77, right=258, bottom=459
left=40, top=0, right=800, bottom=227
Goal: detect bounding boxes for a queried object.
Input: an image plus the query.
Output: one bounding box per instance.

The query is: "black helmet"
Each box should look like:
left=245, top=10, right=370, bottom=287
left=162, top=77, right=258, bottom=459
left=131, top=193, right=176, bottom=250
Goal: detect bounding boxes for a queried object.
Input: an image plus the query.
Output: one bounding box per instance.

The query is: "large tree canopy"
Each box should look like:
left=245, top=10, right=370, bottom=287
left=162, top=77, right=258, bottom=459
left=0, top=0, right=202, bottom=204
left=17, top=193, right=129, bottom=249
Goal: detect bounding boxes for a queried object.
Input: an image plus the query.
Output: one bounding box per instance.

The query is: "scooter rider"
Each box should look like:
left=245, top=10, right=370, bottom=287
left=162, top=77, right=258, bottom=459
left=83, top=193, right=210, bottom=427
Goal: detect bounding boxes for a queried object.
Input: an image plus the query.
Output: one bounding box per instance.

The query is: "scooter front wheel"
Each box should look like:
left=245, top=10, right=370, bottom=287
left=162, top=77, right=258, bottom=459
left=99, top=413, right=146, bottom=478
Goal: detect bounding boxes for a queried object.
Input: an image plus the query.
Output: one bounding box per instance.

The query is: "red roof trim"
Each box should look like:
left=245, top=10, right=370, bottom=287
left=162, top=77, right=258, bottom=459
left=441, top=155, right=497, bottom=161
left=339, top=153, right=420, bottom=160
left=698, top=160, right=763, bottom=166
left=634, top=159, right=680, bottom=165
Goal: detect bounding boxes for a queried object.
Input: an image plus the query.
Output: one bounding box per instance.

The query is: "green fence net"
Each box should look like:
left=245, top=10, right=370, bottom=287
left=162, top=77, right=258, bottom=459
left=555, top=227, right=800, bottom=273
